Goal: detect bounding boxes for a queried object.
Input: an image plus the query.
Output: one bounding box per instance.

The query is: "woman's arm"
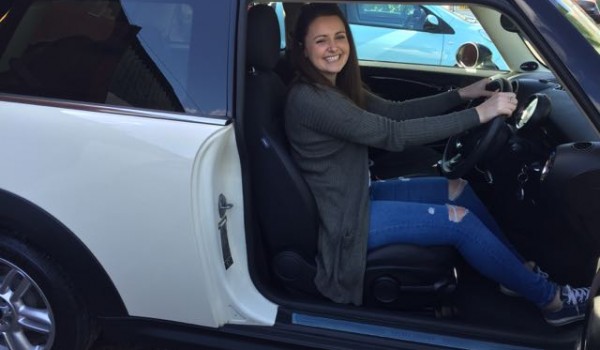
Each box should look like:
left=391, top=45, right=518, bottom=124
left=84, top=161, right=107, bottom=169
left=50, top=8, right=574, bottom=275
left=286, top=84, right=480, bottom=152
left=364, top=78, right=495, bottom=121
left=364, top=88, right=465, bottom=121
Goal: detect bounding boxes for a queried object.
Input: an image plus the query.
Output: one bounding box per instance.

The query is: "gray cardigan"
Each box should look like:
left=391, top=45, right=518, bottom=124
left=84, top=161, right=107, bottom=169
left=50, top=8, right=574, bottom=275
left=284, top=83, right=480, bottom=305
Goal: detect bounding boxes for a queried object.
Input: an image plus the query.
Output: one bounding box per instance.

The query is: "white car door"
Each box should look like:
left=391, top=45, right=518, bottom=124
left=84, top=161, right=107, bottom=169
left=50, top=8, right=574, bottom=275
left=0, top=0, right=276, bottom=331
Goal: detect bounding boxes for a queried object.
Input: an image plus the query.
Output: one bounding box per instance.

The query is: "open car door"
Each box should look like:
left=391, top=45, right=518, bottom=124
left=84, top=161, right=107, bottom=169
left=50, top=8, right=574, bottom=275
left=580, top=260, right=600, bottom=349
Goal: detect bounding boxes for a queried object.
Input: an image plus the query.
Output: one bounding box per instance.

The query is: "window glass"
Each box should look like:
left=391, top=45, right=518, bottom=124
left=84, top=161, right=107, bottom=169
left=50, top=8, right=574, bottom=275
left=346, top=3, right=508, bottom=70
left=0, top=0, right=226, bottom=116
left=551, top=0, right=600, bottom=54
left=357, top=4, right=427, bottom=30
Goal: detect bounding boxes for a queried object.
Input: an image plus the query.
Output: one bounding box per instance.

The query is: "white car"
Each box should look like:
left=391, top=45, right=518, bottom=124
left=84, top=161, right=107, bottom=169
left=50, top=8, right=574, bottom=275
left=0, top=0, right=600, bottom=349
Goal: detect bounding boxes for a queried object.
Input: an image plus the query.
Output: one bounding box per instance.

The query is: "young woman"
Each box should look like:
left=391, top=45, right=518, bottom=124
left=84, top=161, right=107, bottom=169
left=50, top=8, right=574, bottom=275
left=284, top=3, right=589, bottom=326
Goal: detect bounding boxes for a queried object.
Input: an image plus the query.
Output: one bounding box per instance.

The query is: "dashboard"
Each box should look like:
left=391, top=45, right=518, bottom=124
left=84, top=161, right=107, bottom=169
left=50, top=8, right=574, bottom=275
left=509, top=72, right=600, bottom=144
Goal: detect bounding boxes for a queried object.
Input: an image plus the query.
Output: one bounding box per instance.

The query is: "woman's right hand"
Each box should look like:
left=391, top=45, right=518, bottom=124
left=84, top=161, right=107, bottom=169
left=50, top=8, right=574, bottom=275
left=475, top=92, right=518, bottom=124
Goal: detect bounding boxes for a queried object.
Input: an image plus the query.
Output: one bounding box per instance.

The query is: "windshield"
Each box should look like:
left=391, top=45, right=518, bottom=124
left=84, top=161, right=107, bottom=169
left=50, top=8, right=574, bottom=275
left=551, top=0, right=600, bottom=54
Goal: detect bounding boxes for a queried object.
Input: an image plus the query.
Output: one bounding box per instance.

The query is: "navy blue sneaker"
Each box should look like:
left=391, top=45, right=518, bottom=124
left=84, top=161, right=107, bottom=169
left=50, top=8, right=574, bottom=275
left=543, top=285, right=590, bottom=326
left=500, top=265, right=549, bottom=297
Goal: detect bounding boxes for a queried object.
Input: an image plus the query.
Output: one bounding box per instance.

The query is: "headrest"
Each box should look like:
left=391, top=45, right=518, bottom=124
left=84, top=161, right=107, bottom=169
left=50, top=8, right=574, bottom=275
left=247, top=5, right=281, bottom=71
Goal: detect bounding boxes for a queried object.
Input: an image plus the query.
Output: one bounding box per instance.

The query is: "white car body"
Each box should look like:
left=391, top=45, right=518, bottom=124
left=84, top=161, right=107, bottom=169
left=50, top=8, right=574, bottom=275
left=0, top=98, right=276, bottom=327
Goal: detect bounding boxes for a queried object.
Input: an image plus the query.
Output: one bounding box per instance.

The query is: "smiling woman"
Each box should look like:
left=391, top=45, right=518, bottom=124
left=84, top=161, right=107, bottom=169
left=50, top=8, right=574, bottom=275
left=301, top=15, right=350, bottom=83
left=281, top=2, right=590, bottom=326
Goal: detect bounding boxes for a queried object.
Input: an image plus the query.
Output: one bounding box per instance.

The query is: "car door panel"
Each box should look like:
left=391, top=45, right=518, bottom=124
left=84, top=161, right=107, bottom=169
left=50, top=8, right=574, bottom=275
left=0, top=99, right=277, bottom=327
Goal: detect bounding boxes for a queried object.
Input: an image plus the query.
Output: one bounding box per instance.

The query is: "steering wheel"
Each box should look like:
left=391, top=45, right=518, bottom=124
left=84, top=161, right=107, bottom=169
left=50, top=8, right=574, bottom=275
left=440, top=78, right=512, bottom=179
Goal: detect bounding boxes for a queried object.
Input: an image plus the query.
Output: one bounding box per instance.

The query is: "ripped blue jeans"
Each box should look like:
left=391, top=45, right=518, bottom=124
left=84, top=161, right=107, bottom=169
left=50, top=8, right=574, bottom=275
left=368, top=177, right=556, bottom=308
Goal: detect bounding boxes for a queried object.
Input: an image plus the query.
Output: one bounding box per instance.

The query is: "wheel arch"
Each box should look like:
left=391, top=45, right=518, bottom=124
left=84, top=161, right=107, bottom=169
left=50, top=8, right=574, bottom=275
left=0, top=188, right=128, bottom=317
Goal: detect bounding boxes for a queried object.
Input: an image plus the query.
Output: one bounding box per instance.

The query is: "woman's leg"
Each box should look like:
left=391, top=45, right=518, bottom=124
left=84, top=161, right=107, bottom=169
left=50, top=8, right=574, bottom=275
left=447, top=178, right=504, bottom=240
left=368, top=200, right=556, bottom=308
left=370, top=177, right=524, bottom=262
left=370, top=177, right=448, bottom=203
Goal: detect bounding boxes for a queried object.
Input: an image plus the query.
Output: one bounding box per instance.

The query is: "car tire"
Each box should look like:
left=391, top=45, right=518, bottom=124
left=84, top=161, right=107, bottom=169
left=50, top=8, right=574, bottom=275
left=0, top=234, right=96, bottom=349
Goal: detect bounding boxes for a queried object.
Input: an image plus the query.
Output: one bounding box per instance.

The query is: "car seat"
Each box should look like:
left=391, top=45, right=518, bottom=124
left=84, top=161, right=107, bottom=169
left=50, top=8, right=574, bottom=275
left=243, top=4, right=458, bottom=309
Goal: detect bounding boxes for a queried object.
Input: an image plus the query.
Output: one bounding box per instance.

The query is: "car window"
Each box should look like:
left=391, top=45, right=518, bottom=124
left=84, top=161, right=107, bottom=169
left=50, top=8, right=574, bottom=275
left=0, top=0, right=228, bottom=117
left=343, top=3, right=508, bottom=70
left=551, top=0, right=600, bottom=54
left=356, top=4, right=428, bottom=30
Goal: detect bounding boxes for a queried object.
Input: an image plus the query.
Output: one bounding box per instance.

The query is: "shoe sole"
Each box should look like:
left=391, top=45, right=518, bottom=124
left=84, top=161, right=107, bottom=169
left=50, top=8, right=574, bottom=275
left=545, top=314, right=585, bottom=327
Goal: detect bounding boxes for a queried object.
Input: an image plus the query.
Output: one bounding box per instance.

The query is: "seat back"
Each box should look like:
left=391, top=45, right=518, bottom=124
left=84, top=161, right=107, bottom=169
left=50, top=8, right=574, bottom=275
left=244, top=5, right=319, bottom=291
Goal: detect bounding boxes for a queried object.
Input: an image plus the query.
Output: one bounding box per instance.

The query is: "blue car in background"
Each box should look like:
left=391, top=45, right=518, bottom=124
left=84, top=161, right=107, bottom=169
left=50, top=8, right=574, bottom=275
left=338, top=3, right=508, bottom=70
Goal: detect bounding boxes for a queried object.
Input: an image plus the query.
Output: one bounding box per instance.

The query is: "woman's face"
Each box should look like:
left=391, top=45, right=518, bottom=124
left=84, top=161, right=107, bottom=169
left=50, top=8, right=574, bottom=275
left=303, top=15, right=349, bottom=84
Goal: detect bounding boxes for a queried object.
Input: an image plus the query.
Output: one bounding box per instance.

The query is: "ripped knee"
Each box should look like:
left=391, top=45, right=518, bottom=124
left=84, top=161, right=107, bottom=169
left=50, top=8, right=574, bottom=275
left=448, top=178, right=468, bottom=201
left=446, top=204, right=468, bottom=223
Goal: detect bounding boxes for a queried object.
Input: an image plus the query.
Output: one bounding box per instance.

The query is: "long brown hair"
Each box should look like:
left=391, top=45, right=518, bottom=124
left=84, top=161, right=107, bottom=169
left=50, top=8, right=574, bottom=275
left=290, top=3, right=364, bottom=107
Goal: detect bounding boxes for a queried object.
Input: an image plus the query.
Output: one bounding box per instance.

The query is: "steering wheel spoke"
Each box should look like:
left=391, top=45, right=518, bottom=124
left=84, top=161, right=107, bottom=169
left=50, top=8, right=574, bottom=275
left=441, top=78, right=513, bottom=179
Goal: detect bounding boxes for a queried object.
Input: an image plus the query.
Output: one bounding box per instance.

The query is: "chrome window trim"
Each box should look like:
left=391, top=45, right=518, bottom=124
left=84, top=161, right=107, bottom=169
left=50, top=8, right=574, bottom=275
left=0, top=93, right=229, bottom=126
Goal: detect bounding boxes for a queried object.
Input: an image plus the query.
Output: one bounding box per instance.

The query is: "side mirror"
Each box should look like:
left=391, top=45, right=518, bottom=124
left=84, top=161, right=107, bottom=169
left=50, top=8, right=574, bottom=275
left=425, top=14, right=439, bottom=26
left=455, top=42, right=498, bottom=70
left=423, top=14, right=440, bottom=31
